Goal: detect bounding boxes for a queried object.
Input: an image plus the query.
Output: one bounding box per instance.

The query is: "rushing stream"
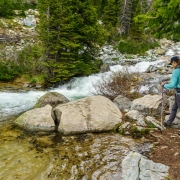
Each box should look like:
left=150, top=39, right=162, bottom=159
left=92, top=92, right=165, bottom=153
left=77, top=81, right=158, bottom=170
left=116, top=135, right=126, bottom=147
left=0, top=60, right=164, bottom=179
left=0, top=60, right=164, bottom=121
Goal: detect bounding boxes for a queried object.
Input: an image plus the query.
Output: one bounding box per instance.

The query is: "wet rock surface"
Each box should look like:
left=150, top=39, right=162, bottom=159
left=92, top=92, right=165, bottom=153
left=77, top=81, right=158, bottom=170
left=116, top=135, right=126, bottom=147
left=0, top=122, right=153, bottom=180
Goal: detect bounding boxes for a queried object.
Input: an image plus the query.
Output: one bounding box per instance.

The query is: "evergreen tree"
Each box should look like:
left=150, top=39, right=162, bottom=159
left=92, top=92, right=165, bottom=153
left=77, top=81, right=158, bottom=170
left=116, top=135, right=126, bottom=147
left=135, top=0, right=180, bottom=41
left=102, top=0, right=119, bottom=27
left=0, top=0, right=14, bottom=17
left=38, top=0, right=107, bottom=84
left=101, top=0, right=121, bottom=41
left=0, top=0, right=36, bottom=18
left=129, top=0, right=148, bottom=40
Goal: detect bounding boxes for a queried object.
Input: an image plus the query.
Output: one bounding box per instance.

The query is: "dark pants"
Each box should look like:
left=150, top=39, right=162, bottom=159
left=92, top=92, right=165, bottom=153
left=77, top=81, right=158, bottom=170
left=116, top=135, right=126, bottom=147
left=166, top=94, right=180, bottom=126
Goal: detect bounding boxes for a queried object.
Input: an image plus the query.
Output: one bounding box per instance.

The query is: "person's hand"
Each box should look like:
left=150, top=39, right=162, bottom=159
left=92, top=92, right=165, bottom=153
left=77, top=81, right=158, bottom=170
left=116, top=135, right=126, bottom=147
left=161, top=81, right=166, bottom=87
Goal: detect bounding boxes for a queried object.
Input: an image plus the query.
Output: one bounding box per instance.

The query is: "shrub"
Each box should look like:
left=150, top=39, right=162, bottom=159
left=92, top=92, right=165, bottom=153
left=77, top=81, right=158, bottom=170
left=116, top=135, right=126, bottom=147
left=29, top=78, right=36, bottom=84
left=93, top=68, right=142, bottom=100
left=0, top=1, right=37, bottom=18
left=0, top=43, right=46, bottom=82
left=131, top=126, right=149, bottom=138
left=0, top=61, right=23, bottom=81
left=117, top=39, right=159, bottom=55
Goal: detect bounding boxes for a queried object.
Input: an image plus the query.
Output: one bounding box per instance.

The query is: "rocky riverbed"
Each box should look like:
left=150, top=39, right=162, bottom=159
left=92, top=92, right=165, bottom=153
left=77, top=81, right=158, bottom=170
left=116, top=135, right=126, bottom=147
left=0, top=120, right=153, bottom=180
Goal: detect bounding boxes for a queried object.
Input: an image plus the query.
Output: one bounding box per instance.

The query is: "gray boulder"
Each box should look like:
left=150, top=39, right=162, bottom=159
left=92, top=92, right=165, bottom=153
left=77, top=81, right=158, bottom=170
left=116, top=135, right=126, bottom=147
left=53, top=95, right=122, bottom=135
left=125, top=110, right=147, bottom=127
left=14, top=105, right=55, bottom=131
left=100, top=62, right=110, bottom=73
left=131, top=95, right=167, bottom=116
left=34, top=92, right=69, bottom=108
left=113, top=95, right=132, bottom=111
left=122, top=151, right=169, bottom=180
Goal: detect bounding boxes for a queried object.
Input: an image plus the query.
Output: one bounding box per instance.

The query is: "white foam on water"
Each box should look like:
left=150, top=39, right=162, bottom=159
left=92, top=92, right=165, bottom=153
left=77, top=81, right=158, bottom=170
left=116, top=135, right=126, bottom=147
left=166, top=49, right=174, bottom=56
left=0, top=59, right=165, bottom=118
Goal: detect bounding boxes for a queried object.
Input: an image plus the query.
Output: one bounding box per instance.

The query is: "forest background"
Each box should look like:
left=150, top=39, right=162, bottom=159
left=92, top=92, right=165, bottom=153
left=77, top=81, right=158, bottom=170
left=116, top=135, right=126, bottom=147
left=0, top=0, right=179, bottom=87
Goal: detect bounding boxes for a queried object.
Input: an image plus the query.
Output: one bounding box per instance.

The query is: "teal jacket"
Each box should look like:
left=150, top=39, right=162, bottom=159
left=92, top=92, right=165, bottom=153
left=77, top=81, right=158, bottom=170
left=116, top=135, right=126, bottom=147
left=164, top=65, right=180, bottom=90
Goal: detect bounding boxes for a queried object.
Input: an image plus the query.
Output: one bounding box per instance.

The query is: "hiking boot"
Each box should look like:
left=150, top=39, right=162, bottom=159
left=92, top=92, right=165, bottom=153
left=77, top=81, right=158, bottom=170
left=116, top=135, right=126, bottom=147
left=178, top=132, right=180, bottom=136
left=164, top=122, right=171, bottom=128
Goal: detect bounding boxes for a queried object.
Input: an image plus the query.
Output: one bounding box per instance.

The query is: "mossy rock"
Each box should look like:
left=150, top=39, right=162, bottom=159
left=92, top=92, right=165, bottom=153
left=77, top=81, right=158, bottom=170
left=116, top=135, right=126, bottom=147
left=34, top=92, right=69, bottom=108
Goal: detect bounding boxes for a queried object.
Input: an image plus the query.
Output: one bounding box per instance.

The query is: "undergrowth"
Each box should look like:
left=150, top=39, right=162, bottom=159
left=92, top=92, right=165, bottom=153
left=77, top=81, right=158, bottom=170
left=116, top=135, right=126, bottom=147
left=93, top=68, right=142, bottom=100
left=117, top=39, right=159, bottom=55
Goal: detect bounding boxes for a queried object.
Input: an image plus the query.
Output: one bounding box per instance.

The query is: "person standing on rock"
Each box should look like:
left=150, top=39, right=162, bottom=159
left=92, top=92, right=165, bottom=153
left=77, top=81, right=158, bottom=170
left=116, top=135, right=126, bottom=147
left=161, top=56, right=180, bottom=136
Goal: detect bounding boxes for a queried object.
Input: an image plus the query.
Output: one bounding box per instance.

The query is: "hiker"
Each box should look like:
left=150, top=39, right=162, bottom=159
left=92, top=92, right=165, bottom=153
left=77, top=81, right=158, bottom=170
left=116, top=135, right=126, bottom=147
left=161, top=56, right=180, bottom=136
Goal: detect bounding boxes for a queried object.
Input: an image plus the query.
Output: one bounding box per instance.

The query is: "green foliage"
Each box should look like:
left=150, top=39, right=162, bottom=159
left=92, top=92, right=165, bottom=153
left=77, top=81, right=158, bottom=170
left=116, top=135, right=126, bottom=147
left=0, top=43, right=45, bottom=81
left=0, top=0, right=37, bottom=18
left=112, top=123, right=122, bottom=133
left=130, top=0, right=144, bottom=40
left=118, top=39, right=159, bottom=55
left=0, top=0, right=14, bottom=18
left=166, top=176, right=173, bottom=180
left=132, top=126, right=149, bottom=138
left=147, top=123, right=156, bottom=128
left=102, top=0, right=119, bottom=27
left=29, top=78, right=36, bottom=84
left=2, top=0, right=179, bottom=84
left=135, top=0, right=180, bottom=41
left=43, top=58, right=101, bottom=83
left=0, top=61, right=21, bottom=81
left=38, top=0, right=107, bottom=84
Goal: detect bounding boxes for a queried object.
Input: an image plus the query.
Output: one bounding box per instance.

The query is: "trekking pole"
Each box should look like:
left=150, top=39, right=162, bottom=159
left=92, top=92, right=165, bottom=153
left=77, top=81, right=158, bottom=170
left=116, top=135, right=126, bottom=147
left=160, top=81, right=165, bottom=133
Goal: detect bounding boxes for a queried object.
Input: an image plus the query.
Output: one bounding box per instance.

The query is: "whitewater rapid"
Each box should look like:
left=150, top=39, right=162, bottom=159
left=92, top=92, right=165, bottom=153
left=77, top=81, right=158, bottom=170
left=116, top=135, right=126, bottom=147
left=0, top=60, right=165, bottom=120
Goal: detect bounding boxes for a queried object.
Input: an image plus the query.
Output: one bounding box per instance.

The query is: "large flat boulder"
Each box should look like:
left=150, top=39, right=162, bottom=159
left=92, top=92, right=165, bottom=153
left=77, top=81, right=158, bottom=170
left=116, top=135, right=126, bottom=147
left=14, top=104, right=55, bottom=131
left=53, top=95, right=122, bottom=135
left=131, top=95, right=167, bottom=116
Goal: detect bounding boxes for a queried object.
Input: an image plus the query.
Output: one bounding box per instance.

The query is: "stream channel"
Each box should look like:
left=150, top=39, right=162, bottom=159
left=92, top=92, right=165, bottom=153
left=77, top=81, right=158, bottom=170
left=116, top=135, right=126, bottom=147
left=0, top=60, right=163, bottom=180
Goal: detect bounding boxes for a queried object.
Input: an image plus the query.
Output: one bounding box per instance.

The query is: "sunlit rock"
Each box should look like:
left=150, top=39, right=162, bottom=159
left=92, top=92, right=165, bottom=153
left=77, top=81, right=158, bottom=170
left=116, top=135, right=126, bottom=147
left=53, top=95, right=122, bottom=135
left=15, top=104, right=55, bottom=131
left=34, top=92, right=69, bottom=108
left=145, top=116, right=163, bottom=130
left=155, top=47, right=166, bottom=55
left=125, top=110, right=147, bottom=127
left=122, top=151, right=142, bottom=180
left=131, top=95, right=167, bottom=116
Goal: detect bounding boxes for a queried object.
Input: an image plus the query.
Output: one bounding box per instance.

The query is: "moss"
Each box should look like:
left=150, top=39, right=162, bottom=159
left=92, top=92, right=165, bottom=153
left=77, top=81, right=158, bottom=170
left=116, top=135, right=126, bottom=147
left=14, top=113, right=26, bottom=126
left=118, top=126, right=124, bottom=135
left=131, top=126, right=149, bottom=138
left=112, top=58, right=119, bottom=61
left=147, top=123, right=156, bottom=128
left=112, top=123, right=121, bottom=133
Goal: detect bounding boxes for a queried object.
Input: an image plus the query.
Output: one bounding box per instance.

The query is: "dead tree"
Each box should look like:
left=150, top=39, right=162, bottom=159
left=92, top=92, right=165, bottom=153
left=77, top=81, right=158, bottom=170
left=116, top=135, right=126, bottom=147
left=118, top=0, right=133, bottom=35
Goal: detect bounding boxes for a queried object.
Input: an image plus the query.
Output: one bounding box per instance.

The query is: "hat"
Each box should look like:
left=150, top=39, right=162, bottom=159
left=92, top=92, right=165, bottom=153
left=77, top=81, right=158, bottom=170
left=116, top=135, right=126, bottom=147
left=169, top=56, right=180, bottom=65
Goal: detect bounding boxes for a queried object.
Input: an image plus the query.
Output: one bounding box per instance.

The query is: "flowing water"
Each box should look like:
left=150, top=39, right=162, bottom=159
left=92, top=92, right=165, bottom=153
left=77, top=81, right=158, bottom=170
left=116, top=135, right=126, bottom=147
left=0, top=60, right=163, bottom=179
left=0, top=122, right=152, bottom=180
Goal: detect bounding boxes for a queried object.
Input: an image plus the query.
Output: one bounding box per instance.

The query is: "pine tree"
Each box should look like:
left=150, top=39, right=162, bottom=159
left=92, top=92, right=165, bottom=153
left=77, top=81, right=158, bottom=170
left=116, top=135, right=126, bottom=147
left=102, top=0, right=119, bottom=28
left=38, top=0, right=107, bottom=84
left=129, top=0, right=149, bottom=40
left=135, top=0, right=180, bottom=41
